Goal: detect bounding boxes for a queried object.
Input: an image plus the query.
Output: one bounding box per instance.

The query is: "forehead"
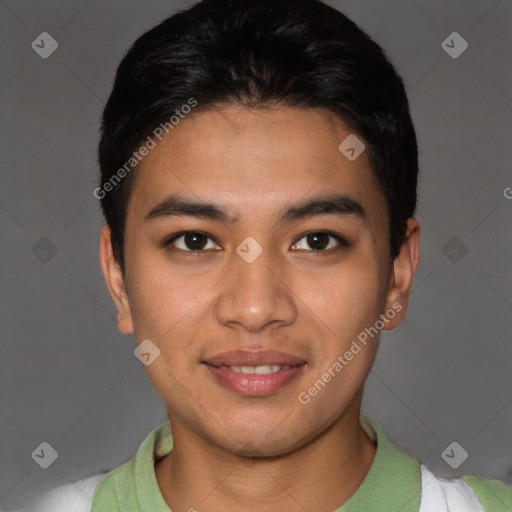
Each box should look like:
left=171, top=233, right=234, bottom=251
left=127, top=105, right=387, bottom=228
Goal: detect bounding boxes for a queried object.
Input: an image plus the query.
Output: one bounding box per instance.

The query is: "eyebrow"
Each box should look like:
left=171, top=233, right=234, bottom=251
left=144, top=193, right=366, bottom=224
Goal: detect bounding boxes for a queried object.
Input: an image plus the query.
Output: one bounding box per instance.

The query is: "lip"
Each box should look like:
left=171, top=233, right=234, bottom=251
left=202, top=349, right=306, bottom=397
left=203, top=349, right=306, bottom=367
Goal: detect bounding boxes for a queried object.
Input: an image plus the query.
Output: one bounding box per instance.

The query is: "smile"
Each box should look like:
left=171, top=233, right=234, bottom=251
left=221, top=364, right=292, bottom=374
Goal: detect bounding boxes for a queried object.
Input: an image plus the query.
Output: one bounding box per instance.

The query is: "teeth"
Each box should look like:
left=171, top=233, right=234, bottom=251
left=228, top=365, right=284, bottom=374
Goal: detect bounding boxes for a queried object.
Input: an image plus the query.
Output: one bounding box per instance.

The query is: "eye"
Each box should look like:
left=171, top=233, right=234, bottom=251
left=291, top=231, right=347, bottom=252
left=164, top=231, right=221, bottom=252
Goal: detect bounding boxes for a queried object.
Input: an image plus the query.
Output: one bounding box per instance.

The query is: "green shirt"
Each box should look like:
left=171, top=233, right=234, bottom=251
left=90, top=415, right=512, bottom=512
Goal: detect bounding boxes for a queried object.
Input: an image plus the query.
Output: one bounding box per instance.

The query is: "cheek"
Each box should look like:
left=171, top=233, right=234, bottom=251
left=126, top=248, right=208, bottom=338
left=294, top=254, right=384, bottom=341
left=127, top=268, right=206, bottom=403
left=125, top=251, right=218, bottom=383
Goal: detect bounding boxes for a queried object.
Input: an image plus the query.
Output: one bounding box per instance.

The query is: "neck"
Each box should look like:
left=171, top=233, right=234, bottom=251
left=155, top=397, right=376, bottom=512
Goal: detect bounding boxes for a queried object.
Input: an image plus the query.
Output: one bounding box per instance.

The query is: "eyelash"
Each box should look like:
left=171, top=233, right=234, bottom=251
left=163, top=230, right=348, bottom=253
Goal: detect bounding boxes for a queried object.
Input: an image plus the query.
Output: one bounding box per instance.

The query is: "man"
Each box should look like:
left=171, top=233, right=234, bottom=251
left=33, top=0, right=512, bottom=510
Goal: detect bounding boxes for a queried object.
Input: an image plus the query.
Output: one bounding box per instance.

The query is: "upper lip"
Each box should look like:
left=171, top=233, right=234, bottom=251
left=203, top=349, right=306, bottom=367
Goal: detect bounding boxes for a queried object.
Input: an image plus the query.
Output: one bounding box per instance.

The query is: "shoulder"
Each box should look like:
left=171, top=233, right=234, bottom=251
left=30, top=423, right=170, bottom=512
left=463, top=473, right=512, bottom=511
left=419, top=465, right=512, bottom=512
left=28, top=473, right=108, bottom=512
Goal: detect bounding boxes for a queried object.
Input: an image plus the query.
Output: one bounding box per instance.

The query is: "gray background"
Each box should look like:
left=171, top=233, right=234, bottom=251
left=1, top=0, right=511, bottom=509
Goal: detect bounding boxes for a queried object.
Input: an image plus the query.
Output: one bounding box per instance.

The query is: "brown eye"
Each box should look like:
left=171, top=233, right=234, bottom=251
left=306, top=232, right=330, bottom=250
left=291, top=231, right=346, bottom=252
left=165, top=232, right=221, bottom=252
left=183, top=233, right=208, bottom=250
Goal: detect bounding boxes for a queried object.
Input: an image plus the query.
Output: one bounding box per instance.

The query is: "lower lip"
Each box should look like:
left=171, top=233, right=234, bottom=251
left=204, top=364, right=304, bottom=396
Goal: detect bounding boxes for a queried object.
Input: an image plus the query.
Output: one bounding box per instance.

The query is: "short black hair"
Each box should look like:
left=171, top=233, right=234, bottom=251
left=98, top=0, right=418, bottom=274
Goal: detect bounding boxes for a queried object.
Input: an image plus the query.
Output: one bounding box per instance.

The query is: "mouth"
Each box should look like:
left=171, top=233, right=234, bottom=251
left=202, top=349, right=306, bottom=396
left=217, top=364, right=293, bottom=374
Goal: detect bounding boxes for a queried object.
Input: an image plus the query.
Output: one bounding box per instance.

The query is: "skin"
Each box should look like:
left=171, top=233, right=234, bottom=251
left=100, top=105, right=420, bottom=512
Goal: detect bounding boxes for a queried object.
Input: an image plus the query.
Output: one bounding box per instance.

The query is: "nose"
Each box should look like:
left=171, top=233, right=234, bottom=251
left=215, top=244, right=297, bottom=334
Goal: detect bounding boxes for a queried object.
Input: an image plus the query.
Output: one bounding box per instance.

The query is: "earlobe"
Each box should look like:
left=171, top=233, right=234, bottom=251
left=382, top=218, right=420, bottom=330
left=99, top=226, right=134, bottom=335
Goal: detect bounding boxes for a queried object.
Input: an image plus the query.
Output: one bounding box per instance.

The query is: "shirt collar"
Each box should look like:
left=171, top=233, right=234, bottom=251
left=335, top=415, right=421, bottom=511
left=127, top=414, right=421, bottom=512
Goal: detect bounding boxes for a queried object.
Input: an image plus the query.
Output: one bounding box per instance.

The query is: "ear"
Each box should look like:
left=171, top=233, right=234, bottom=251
left=99, top=225, right=134, bottom=334
left=382, top=218, right=420, bottom=330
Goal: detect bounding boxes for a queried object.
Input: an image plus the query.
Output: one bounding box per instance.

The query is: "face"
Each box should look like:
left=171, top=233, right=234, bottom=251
left=100, top=105, right=419, bottom=456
